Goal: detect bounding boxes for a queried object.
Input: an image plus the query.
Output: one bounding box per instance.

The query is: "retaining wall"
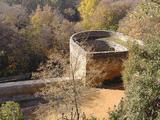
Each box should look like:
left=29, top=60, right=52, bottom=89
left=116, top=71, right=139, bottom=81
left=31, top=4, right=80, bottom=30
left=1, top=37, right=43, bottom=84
left=0, top=78, right=70, bottom=101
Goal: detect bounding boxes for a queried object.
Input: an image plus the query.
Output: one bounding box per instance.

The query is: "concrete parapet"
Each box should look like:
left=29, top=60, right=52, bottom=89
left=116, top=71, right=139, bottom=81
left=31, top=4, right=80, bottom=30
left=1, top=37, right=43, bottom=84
left=0, top=78, right=70, bottom=98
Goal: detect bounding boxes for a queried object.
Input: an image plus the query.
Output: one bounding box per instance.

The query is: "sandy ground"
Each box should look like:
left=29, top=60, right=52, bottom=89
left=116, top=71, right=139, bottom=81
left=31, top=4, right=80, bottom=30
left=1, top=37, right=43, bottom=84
left=23, top=84, right=124, bottom=120
left=80, top=88, right=124, bottom=119
left=44, top=87, right=124, bottom=120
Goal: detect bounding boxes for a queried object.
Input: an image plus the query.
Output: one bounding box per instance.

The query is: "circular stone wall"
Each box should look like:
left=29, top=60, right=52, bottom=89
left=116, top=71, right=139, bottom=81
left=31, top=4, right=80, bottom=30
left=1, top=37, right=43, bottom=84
left=70, top=30, right=128, bottom=84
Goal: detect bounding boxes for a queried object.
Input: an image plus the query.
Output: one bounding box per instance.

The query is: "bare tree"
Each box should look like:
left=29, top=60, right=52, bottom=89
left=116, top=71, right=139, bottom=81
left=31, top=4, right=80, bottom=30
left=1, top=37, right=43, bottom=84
left=35, top=39, right=99, bottom=120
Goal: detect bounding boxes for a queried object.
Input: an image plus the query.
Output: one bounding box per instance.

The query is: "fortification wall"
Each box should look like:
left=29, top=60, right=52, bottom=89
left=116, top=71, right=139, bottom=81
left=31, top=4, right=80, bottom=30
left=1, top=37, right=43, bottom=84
left=0, top=30, right=137, bottom=101
left=0, top=77, right=70, bottom=102
left=70, top=34, right=87, bottom=79
left=70, top=30, right=128, bottom=84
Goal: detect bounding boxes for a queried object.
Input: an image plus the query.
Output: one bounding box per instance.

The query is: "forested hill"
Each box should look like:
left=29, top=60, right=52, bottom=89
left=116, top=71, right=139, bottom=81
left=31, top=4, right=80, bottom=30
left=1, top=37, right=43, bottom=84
left=0, top=0, right=160, bottom=120
left=0, top=0, right=159, bottom=79
left=0, top=0, right=139, bottom=78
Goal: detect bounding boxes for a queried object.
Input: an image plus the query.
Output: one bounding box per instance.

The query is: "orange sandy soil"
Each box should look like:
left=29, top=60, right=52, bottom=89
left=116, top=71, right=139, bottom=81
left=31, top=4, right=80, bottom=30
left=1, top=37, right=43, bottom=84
left=23, top=84, right=124, bottom=120
left=47, top=88, right=124, bottom=120
left=80, top=88, right=124, bottom=119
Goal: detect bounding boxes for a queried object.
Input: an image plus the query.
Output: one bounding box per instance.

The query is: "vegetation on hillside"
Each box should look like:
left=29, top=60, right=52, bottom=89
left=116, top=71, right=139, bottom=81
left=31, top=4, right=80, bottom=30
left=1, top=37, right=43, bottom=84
left=118, top=1, right=160, bottom=39
left=109, top=1, right=160, bottom=120
left=76, top=0, right=138, bottom=30
left=0, top=0, right=138, bottom=78
left=0, top=1, right=75, bottom=77
left=0, top=101, right=23, bottom=120
left=109, top=27, right=160, bottom=120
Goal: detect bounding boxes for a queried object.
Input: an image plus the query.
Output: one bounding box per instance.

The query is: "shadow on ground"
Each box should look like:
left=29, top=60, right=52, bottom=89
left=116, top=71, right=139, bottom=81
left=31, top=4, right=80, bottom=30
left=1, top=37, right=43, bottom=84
left=97, top=76, right=124, bottom=90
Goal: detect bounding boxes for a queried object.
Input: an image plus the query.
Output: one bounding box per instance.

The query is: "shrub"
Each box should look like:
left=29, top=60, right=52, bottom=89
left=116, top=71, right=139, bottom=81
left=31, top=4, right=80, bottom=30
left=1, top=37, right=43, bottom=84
left=77, top=0, right=136, bottom=30
left=0, top=21, right=47, bottom=77
left=0, top=2, right=29, bottom=30
left=77, top=0, right=100, bottom=29
left=29, top=5, right=74, bottom=54
left=0, top=101, right=23, bottom=120
left=90, top=0, right=133, bottom=30
left=108, top=99, right=125, bottom=120
left=0, top=3, right=74, bottom=77
left=109, top=13, right=160, bottom=120
left=118, top=1, right=160, bottom=39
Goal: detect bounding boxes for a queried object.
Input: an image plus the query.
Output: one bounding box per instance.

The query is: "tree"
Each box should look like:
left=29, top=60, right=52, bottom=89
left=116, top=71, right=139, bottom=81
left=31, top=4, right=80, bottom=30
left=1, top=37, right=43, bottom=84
left=78, top=0, right=99, bottom=19
left=109, top=2, right=160, bottom=119
left=78, top=0, right=99, bottom=29
left=0, top=1, right=75, bottom=78
left=31, top=5, right=55, bottom=34
left=151, top=0, right=160, bottom=4
left=89, top=0, right=133, bottom=30
left=76, top=0, right=137, bottom=30
left=0, top=2, right=28, bottom=30
left=35, top=54, right=88, bottom=120
left=1, top=0, right=45, bottom=12
left=30, top=4, right=75, bottom=53
left=0, top=101, right=23, bottom=120
left=109, top=25, right=160, bottom=120
left=0, top=22, right=33, bottom=77
left=1, top=0, right=80, bottom=21
left=0, top=8, right=47, bottom=77
left=118, top=1, right=160, bottom=39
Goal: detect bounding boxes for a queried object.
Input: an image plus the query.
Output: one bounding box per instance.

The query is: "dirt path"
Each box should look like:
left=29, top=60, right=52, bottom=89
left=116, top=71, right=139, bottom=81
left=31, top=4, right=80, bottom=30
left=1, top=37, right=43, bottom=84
left=45, top=87, right=124, bottom=120
left=81, top=88, right=124, bottom=119
left=23, top=85, right=124, bottom=120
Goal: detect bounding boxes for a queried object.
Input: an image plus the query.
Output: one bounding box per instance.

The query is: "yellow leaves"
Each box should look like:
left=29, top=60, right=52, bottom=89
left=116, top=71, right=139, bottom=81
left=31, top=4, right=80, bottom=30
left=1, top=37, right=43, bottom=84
left=31, top=12, right=41, bottom=29
left=78, top=0, right=99, bottom=20
left=77, top=0, right=131, bottom=30
left=31, top=5, right=54, bottom=33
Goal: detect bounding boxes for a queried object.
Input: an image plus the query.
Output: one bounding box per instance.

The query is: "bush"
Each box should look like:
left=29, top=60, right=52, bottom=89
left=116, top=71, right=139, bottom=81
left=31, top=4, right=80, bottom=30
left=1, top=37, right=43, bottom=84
left=0, top=3, right=74, bottom=78
left=0, top=2, right=29, bottom=30
left=109, top=13, right=160, bottom=120
left=89, top=0, right=133, bottom=30
left=109, top=2, right=160, bottom=119
left=108, top=99, right=125, bottom=120
left=77, top=0, right=136, bottom=30
left=118, top=1, right=160, bottom=39
left=0, top=22, right=46, bottom=77
left=29, top=5, right=74, bottom=54
left=77, top=0, right=100, bottom=29
left=0, top=101, right=23, bottom=120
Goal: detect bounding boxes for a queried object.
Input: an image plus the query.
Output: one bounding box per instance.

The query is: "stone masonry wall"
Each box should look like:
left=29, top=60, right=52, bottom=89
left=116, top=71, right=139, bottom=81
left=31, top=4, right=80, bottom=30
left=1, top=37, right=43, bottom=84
left=70, top=37, right=87, bottom=80
left=70, top=30, right=128, bottom=85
